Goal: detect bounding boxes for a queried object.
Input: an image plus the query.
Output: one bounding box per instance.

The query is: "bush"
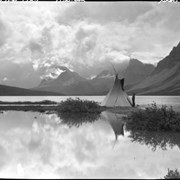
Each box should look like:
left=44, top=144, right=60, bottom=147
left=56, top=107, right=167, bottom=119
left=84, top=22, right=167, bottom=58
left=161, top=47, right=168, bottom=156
left=58, top=98, right=101, bottom=113
left=58, top=112, right=100, bottom=128
left=164, top=169, right=180, bottom=179
left=127, top=130, right=180, bottom=151
left=126, top=103, right=180, bottom=132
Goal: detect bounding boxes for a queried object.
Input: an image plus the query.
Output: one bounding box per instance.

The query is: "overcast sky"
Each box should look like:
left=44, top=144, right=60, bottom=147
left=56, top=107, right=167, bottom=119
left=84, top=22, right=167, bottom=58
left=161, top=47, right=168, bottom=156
left=0, top=2, right=180, bottom=88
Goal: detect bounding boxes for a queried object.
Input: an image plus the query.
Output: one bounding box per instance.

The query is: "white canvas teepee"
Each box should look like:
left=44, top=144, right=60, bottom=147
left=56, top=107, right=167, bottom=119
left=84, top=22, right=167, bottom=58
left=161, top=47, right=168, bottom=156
left=101, top=65, right=132, bottom=107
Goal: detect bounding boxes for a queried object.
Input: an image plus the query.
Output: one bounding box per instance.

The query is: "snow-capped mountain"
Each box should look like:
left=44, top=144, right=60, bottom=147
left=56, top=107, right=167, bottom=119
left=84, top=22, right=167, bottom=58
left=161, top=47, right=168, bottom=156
left=33, top=59, right=155, bottom=95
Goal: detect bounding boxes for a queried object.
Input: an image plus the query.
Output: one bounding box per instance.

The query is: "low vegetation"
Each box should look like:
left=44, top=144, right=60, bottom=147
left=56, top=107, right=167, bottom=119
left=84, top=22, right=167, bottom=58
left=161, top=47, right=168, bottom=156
left=0, top=98, right=106, bottom=114
left=0, top=100, right=57, bottom=104
left=164, top=169, right=180, bottom=179
left=58, top=98, right=102, bottom=113
left=125, top=103, right=180, bottom=132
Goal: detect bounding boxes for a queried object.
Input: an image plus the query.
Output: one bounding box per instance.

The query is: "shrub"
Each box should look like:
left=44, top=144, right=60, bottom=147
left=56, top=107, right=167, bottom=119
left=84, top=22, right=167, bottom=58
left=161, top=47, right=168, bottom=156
left=58, top=98, right=101, bottom=113
left=164, top=169, right=180, bottom=179
left=58, top=112, right=100, bottom=128
left=127, top=130, right=180, bottom=151
left=125, top=103, right=180, bottom=132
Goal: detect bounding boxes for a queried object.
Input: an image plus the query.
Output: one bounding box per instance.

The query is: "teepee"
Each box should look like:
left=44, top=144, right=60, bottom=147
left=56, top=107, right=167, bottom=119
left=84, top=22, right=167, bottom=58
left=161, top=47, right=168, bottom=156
left=101, top=64, right=132, bottom=107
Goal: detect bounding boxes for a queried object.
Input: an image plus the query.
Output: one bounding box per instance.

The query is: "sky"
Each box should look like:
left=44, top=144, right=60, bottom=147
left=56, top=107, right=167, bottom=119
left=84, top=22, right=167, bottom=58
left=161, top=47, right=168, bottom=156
left=0, top=1, right=180, bottom=88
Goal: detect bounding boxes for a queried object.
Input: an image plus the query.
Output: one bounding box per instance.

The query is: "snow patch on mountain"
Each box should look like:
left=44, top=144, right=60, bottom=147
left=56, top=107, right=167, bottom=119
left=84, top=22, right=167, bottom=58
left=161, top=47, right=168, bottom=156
left=40, top=67, right=66, bottom=80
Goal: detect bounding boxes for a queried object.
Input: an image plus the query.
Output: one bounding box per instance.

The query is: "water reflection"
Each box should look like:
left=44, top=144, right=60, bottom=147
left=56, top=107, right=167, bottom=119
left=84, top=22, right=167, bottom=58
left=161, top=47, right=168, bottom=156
left=0, top=111, right=180, bottom=178
left=57, top=112, right=100, bottom=128
left=101, top=111, right=180, bottom=152
left=127, top=130, right=180, bottom=152
left=101, top=111, right=125, bottom=141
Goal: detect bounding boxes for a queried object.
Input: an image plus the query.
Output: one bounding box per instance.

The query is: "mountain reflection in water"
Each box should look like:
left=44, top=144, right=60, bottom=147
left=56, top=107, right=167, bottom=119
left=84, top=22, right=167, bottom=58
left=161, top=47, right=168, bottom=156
left=0, top=110, right=180, bottom=178
left=59, top=111, right=180, bottom=152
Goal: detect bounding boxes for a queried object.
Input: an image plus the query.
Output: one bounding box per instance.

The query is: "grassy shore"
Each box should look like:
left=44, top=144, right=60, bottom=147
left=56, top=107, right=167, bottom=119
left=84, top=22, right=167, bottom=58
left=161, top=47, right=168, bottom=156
left=0, top=99, right=180, bottom=132
left=0, top=98, right=137, bottom=114
left=125, top=103, right=180, bottom=132
left=0, top=104, right=137, bottom=114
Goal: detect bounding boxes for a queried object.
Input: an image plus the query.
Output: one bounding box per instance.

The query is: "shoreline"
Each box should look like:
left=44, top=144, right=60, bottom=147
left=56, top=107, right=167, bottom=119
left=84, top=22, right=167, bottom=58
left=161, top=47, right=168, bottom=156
left=0, top=104, right=138, bottom=115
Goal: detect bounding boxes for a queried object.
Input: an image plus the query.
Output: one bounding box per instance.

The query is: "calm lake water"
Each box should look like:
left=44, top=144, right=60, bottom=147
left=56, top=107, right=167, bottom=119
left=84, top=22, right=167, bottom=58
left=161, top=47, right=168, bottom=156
left=0, top=96, right=180, bottom=111
left=0, top=96, right=180, bottom=178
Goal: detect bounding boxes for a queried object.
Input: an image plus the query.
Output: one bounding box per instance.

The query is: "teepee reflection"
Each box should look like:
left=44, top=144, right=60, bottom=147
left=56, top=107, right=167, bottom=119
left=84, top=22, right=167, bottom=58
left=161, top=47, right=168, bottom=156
left=101, top=111, right=125, bottom=147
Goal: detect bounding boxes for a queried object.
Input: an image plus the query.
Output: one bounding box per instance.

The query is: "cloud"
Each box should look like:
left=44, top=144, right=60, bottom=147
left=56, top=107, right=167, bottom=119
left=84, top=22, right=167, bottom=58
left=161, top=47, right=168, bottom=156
left=0, top=18, right=9, bottom=47
left=0, top=60, right=41, bottom=88
left=129, top=2, right=180, bottom=62
left=26, top=19, right=131, bottom=78
left=26, top=40, right=43, bottom=58
left=40, top=67, right=66, bottom=80
left=2, top=77, right=8, bottom=82
left=57, top=2, right=153, bottom=24
left=0, top=2, right=180, bottom=87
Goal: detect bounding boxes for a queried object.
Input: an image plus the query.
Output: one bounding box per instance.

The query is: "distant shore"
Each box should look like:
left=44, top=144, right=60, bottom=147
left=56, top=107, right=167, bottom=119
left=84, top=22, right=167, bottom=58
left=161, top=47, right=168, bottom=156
left=0, top=100, right=58, bottom=105
left=0, top=101, right=138, bottom=115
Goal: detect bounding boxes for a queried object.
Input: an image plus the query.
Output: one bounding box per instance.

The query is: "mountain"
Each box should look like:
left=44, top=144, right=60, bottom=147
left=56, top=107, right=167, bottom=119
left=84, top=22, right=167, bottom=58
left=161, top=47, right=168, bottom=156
left=34, top=66, right=95, bottom=95
left=153, top=42, right=180, bottom=74
left=128, top=42, right=180, bottom=95
left=34, top=60, right=155, bottom=95
left=124, top=59, right=155, bottom=85
left=87, top=59, right=155, bottom=95
left=0, top=84, right=64, bottom=96
left=39, top=66, right=85, bottom=88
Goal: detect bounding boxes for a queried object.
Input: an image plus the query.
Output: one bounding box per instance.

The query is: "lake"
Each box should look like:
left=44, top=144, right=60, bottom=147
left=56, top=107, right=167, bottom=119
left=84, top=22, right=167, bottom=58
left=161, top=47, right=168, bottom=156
left=0, top=96, right=180, bottom=111
left=0, top=96, right=180, bottom=178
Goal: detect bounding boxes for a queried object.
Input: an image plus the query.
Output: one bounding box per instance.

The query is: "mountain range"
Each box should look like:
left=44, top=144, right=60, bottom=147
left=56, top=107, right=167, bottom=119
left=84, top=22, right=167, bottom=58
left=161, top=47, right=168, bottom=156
left=0, top=42, right=180, bottom=96
left=0, top=84, right=64, bottom=96
left=128, top=42, right=180, bottom=95
left=33, top=59, right=155, bottom=95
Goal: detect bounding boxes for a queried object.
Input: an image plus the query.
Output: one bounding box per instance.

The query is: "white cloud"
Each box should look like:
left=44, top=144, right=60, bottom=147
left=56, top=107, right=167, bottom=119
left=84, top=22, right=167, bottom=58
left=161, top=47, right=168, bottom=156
left=2, top=77, right=8, bottom=82
left=0, top=2, right=180, bottom=86
left=40, top=67, right=66, bottom=80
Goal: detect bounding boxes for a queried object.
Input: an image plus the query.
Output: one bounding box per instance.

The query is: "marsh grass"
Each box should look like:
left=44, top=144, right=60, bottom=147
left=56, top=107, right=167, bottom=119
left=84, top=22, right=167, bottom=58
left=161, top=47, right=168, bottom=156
left=164, top=169, right=180, bottom=179
left=56, top=98, right=102, bottom=127
left=58, top=112, right=100, bottom=128
left=126, top=103, right=180, bottom=131
left=58, top=97, right=102, bottom=113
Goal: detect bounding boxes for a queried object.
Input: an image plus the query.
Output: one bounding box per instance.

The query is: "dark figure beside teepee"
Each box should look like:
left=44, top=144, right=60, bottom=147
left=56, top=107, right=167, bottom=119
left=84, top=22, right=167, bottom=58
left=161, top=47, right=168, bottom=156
left=132, top=93, right=136, bottom=107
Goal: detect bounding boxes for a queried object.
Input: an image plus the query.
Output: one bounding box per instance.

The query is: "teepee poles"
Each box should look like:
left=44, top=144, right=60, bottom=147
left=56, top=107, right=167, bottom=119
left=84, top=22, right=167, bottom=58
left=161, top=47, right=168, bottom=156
left=110, top=63, right=117, bottom=75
